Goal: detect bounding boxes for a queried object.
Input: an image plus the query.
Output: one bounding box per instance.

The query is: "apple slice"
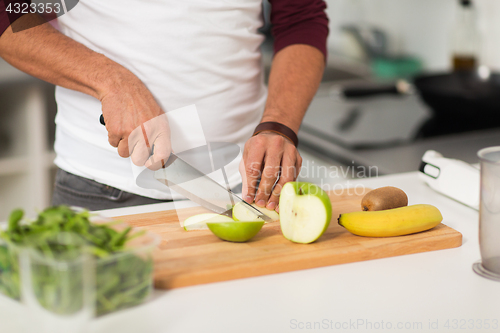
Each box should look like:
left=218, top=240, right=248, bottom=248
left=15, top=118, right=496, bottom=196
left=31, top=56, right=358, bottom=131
left=232, top=202, right=279, bottom=223
left=183, top=213, right=234, bottom=231
left=207, top=221, right=264, bottom=242
left=279, top=182, right=332, bottom=244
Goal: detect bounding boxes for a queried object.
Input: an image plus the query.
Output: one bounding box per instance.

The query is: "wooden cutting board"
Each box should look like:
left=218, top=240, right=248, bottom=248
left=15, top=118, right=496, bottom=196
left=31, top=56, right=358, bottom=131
left=116, top=189, right=462, bottom=289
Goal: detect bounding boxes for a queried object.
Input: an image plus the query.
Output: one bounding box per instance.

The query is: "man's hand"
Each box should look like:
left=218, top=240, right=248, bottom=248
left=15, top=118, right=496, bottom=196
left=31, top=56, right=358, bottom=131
left=240, top=132, right=302, bottom=212
left=126, top=113, right=172, bottom=170
left=0, top=15, right=171, bottom=170
left=100, top=71, right=171, bottom=170
left=239, top=44, right=324, bottom=211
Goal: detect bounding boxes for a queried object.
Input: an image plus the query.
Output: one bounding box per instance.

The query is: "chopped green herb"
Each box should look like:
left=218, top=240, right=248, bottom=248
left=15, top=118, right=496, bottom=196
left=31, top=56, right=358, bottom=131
left=0, top=206, right=153, bottom=316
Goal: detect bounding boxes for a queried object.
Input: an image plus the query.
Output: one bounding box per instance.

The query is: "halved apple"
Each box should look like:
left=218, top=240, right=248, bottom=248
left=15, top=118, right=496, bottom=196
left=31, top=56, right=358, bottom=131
left=207, top=221, right=264, bottom=242
left=279, top=182, right=332, bottom=244
left=183, top=213, right=234, bottom=230
left=232, top=202, right=279, bottom=223
left=183, top=213, right=264, bottom=242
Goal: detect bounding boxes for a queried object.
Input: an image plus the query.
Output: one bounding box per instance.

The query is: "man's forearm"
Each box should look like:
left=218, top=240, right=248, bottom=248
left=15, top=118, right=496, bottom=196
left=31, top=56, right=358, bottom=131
left=0, top=14, right=169, bottom=164
left=261, top=44, right=325, bottom=134
left=0, top=14, right=131, bottom=100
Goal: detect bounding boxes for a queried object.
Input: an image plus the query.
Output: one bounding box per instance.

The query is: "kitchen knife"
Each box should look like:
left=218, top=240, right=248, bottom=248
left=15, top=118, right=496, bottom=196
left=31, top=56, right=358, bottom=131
left=155, top=153, right=272, bottom=221
left=99, top=113, right=270, bottom=221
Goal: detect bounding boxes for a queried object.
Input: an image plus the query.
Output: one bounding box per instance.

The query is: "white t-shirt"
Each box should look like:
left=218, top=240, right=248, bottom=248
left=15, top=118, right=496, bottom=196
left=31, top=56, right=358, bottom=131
left=54, top=0, right=267, bottom=199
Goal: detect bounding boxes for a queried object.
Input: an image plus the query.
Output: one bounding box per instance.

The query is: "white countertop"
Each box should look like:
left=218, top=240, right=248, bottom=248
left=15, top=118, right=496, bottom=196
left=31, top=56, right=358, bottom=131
left=1, top=159, right=500, bottom=332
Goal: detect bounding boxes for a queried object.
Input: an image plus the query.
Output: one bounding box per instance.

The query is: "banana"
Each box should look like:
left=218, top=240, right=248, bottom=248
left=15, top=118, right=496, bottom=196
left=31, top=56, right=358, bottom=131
left=338, top=204, right=443, bottom=237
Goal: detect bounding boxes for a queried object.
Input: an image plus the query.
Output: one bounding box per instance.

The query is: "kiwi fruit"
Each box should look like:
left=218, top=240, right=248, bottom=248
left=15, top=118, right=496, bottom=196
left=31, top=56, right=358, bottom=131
left=361, top=186, right=408, bottom=211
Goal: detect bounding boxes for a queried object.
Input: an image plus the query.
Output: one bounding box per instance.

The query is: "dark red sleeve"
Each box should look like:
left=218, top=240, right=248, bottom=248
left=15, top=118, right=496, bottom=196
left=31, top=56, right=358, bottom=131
left=0, top=0, right=29, bottom=37
left=269, top=0, right=329, bottom=59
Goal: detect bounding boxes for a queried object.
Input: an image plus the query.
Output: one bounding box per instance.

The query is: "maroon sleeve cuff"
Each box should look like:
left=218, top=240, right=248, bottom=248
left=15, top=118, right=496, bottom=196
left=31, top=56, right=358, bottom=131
left=0, top=0, right=30, bottom=37
left=269, top=0, right=329, bottom=59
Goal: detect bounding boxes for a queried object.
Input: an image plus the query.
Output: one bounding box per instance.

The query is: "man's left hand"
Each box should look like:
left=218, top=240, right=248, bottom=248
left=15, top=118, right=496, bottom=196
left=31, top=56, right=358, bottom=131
left=239, top=132, right=302, bottom=212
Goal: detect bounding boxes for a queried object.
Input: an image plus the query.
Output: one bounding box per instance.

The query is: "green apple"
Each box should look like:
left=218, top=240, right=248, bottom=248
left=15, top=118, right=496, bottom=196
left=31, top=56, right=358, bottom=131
left=279, top=182, right=332, bottom=244
left=183, top=213, right=234, bottom=231
left=207, top=221, right=264, bottom=242
left=232, top=202, right=280, bottom=223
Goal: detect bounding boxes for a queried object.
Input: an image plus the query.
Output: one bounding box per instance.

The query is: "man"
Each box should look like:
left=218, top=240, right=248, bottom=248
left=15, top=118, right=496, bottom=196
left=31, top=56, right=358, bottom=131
left=0, top=0, right=328, bottom=211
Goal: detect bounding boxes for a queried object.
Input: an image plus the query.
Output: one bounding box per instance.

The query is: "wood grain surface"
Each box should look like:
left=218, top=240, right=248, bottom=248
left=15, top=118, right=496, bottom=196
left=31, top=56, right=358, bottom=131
left=115, top=189, right=462, bottom=289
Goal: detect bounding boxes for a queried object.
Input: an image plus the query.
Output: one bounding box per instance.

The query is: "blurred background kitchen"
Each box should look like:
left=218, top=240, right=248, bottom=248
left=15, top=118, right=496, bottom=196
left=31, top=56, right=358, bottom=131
left=1, top=0, right=499, bottom=220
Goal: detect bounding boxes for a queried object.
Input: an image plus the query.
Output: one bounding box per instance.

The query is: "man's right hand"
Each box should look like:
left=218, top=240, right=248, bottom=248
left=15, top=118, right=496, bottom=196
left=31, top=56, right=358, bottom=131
left=99, top=70, right=171, bottom=170
left=0, top=14, right=171, bottom=170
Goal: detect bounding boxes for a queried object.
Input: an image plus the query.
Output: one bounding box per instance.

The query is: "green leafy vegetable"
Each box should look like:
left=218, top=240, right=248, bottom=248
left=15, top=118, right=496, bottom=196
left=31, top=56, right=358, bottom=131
left=7, top=209, right=23, bottom=233
left=0, top=206, right=154, bottom=316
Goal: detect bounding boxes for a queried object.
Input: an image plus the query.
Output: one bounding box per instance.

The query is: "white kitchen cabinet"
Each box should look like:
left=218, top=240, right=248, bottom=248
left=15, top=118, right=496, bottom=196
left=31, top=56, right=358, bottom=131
left=0, top=59, right=57, bottom=221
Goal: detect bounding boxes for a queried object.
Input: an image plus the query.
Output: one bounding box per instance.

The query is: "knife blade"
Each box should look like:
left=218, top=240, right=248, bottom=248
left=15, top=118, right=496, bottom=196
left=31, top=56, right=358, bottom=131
left=154, top=153, right=272, bottom=222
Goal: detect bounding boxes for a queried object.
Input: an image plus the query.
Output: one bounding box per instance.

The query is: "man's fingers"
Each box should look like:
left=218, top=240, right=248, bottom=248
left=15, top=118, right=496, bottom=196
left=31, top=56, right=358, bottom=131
left=129, top=124, right=147, bottom=149
left=142, top=113, right=172, bottom=170
left=254, top=150, right=283, bottom=208
left=295, top=151, right=303, bottom=178
left=145, top=134, right=171, bottom=170
left=265, top=147, right=299, bottom=211
left=127, top=124, right=150, bottom=165
left=108, top=132, right=122, bottom=148
left=107, top=118, right=129, bottom=148
left=117, top=137, right=131, bottom=158
left=130, top=141, right=150, bottom=166
left=275, top=155, right=301, bottom=214
left=243, top=148, right=265, bottom=204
